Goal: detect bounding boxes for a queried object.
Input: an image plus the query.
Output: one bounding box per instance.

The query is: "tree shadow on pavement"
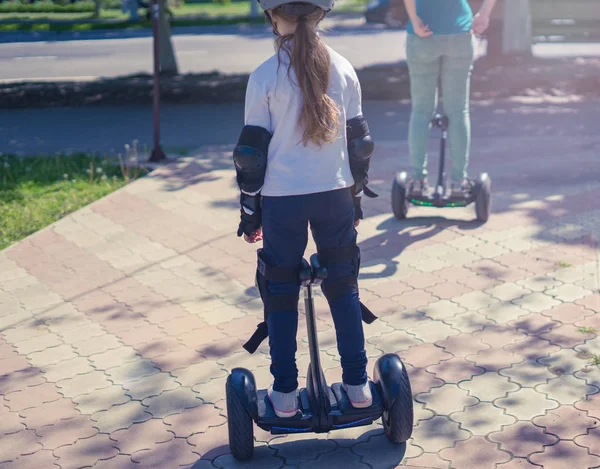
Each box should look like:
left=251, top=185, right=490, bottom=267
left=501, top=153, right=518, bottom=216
left=358, top=215, right=467, bottom=280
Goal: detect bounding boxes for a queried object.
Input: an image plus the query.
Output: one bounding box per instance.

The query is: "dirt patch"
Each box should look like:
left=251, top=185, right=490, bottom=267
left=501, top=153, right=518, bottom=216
left=1, top=55, right=599, bottom=109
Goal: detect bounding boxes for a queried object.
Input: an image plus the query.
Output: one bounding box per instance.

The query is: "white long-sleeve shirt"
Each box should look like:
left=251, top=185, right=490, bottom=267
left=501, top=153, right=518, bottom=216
left=244, top=45, right=363, bottom=197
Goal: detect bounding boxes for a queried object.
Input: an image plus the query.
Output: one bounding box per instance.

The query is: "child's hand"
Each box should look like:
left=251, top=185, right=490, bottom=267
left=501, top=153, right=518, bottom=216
left=354, top=219, right=360, bottom=227
left=412, top=17, right=433, bottom=38
left=244, top=227, right=263, bottom=244
left=472, top=12, right=490, bottom=35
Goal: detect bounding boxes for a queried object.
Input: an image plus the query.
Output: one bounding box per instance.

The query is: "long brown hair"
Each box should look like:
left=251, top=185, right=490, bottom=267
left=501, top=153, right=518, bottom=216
left=272, top=7, right=340, bottom=147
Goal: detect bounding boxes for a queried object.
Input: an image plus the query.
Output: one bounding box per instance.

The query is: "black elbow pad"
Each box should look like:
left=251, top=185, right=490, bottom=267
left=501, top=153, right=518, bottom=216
left=347, top=116, right=377, bottom=197
left=233, top=125, right=272, bottom=194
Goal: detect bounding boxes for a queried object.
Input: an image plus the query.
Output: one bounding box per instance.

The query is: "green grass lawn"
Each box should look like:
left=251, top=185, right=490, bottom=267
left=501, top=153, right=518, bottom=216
left=0, top=0, right=365, bottom=28
left=0, top=153, right=146, bottom=251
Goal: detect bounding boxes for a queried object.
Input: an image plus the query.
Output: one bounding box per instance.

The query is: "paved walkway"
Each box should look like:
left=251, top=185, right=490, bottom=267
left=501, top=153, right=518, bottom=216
left=0, top=132, right=599, bottom=468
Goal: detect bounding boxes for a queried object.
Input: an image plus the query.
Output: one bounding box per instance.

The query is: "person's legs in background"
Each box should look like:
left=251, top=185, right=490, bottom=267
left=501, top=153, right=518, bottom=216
left=261, top=195, right=309, bottom=417
left=406, top=34, right=442, bottom=194
left=309, top=188, right=371, bottom=407
left=440, top=33, right=475, bottom=195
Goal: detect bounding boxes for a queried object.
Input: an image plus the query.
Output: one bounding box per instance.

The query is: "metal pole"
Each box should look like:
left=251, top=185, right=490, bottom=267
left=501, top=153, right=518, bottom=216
left=149, top=0, right=166, bottom=163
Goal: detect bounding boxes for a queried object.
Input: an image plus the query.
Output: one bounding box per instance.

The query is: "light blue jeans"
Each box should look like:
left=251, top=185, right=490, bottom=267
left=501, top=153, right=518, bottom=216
left=406, top=32, right=475, bottom=182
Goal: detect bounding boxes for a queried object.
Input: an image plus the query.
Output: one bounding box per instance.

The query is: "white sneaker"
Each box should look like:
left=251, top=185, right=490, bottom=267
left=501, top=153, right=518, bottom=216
left=343, top=382, right=373, bottom=409
left=267, top=385, right=298, bottom=418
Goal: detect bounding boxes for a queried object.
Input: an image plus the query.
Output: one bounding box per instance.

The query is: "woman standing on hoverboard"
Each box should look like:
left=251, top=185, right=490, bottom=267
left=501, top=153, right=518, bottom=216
left=232, top=0, right=378, bottom=418
left=404, top=0, right=498, bottom=197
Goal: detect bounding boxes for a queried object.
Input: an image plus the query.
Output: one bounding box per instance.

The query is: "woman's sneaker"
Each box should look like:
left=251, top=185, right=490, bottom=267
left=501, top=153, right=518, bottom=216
left=343, top=382, right=373, bottom=409
left=267, top=385, right=298, bottom=418
left=409, top=178, right=429, bottom=196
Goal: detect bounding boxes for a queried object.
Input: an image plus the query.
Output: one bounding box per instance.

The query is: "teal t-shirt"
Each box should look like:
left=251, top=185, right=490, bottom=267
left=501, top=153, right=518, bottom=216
left=407, top=0, right=473, bottom=35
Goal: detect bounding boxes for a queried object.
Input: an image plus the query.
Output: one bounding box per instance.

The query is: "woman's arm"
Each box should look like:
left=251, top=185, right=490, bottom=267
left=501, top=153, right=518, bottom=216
left=472, top=0, right=498, bottom=34
left=403, top=0, right=432, bottom=37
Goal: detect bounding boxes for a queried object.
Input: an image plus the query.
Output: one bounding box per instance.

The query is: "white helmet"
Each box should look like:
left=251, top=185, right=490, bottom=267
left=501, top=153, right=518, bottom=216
left=257, top=0, right=335, bottom=14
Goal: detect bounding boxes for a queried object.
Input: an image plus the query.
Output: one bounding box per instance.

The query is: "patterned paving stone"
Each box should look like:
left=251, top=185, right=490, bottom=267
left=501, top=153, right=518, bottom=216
left=510, top=312, right=560, bottom=337
left=142, top=386, right=202, bottom=418
left=369, top=280, right=412, bottom=299
left=12, top=333, right=63, bottom=355
left=536, top=375, right=600, bottom=406
left=487, top=283, right=532, bottom=302
left=34, top=414, right=98, bottom=449
left=529, top=440, right=600, bottom=469
left=390, top=290, right=438, bottom=310
left=91, top=400, right=152, bottom=433
left=20, top=398, right=80, bottom=428
left=495, top=388, right=559, bottom=420
left=480, top=302, right=530, bottom=324
left=60, top=323, right=107, bottom=344
left=56, top=371, right=112, bottom=399
left=450, top=401, right=516, bottom=435
left=122, top=372, right=180, bottom=400
left=163, top=404, right=227, bottom=437
left=489, top=421, right=558, bottom=458
left=459, top=373, right=520, bottom=401
left=0, top=405, right=25, bottom=435
left=401, top=452, right=450, bottom=469
left=575, top=391, right=600, bottom=419
left=513, top=292, right=561, bottom=314
left=268, top=432, right=337, bottom=465
left=171, top=360, right=228, bottom=387
left=453, top=290, right=498, bottom=311
left=411, top=416, right=469, bottom=453
left=435, top=333, right=490, bottom=358
left=540, top=323, right=593, bottom=348
left=400, top=343, right=452, bottom=369
left=517, top=275, right=562, bottom=293
left=504, top=336, right=561, bottom=361
left=53, top=433, right=119, bottom=469
left=88, top=347, right=140, bottom=371
left=574, top=427, right=600, bottom=459
left=368, top=327, right=423, bottom=355
left=426, top=357, right=485, bottom=383
left=439, top=435, right=511, bottom=469
left=72, top=385, right=130, bottom=415
left=466, top=347, right=523, bottom=372
left=42, top=356, right=95, bottom=382
left=416, top=384, right=478, bottom=415
left=0, top=428, right=43, bottom=462
left=539, top=348, right=592, bottom=377
left=110, top=419, right=175, bottom=454
left=186, top=422, right=229, bottom=460
left=0, top=450, right=60, bottom=468
left=403, top=366, right=444, bottom=395
left=532, top=405, right=599, bottom=440
left=4, top=382, right=62, bottom=412
left=192, top=375, right=229, bottom=404
left=72, top=334, right=124, bottom=357
left=473, top=326, right=527, bottom=348
left=443, top=311, right=495, bottom=334
left=354, top=432, right=423, bottom=466
left=406, top=319, right=460, bottom=345
left=213, top=446, right=282, bottom=469
left=90, top=454, right=140, bottom=469
left=26, top=343, right=78, bottom=368
left=104, top=359, right=160, bottom=385
left=541, top=302, right=595, bottom=325
left=546, top=284, right=592, bottom=302
left=420, top=300, right=466, bottom=321
left=500, top=359, right=557, bottom=387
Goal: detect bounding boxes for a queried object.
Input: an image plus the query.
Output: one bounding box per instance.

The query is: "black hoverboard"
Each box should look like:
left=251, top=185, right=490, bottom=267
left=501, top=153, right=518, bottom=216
left=392, top=114, right=492, bottom=222
left=225, top=254, right=414, bottom=461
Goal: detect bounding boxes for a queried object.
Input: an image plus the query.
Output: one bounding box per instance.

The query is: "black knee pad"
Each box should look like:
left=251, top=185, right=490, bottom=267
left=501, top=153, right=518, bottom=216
left=243, top=249, right=301, bottom=354
left=317, top=244, right=377, bottom=325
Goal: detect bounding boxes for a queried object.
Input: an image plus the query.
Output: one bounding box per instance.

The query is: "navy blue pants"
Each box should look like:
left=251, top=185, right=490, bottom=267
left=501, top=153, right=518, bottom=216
left=262, top=187, right=368, bottom=393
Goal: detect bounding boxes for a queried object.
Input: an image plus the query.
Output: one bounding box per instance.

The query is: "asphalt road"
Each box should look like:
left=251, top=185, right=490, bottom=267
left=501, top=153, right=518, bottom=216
left=0, top=19, right=487, bottom=82
left=2, top=99, right=598, bottom=156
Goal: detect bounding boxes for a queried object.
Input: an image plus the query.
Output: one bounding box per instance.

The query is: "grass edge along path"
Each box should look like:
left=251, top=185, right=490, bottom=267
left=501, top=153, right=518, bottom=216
left=0, top=147, right=149, bottom=251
